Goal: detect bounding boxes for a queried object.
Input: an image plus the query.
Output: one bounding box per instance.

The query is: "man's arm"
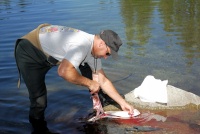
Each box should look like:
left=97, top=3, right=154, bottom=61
left=58, top=59, right=100, bottom=93
left=97, top=69, right=134, bottom=113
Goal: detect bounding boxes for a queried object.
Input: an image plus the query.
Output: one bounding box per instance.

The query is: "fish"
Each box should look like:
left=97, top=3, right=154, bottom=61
left=103, top=109, right=140, bottom=119
left=91, top=93, right=104, bottom=117
left=88, top=93, right=140, bottom=122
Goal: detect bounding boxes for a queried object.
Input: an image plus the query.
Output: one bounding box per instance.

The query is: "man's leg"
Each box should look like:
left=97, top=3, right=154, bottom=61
left=79, top=63, right=115, bottom=107
left=15, top=39, right=53, bottom=133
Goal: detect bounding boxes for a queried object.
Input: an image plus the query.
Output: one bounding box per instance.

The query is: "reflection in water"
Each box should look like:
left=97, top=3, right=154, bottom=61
left=120, top=0, right=200, bottom=67
left=121, top=0, right=154, bottom=48
left=120, top=0, right=154, bottom=58
left=159, top=0, right=200, bottom=66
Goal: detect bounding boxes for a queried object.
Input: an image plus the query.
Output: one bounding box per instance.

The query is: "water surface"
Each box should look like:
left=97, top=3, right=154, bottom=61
left=0, top=0, right=200, bottom=133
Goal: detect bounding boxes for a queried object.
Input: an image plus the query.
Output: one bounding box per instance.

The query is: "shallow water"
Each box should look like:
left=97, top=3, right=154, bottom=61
left=0, top=0, right=200, bottom=133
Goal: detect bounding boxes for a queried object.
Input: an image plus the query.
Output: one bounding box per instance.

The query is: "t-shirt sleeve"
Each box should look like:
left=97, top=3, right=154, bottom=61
left=64, top=45, right=86, bottom=69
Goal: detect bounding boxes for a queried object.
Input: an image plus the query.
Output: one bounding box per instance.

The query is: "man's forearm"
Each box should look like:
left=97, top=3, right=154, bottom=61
left=60, top=67, right=92, bottom=88
left=100, top=79, right=126, bottom=106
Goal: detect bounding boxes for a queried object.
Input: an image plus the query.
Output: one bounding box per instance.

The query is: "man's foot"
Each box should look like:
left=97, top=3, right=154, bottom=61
left=29, top=116, right=59, bottom=134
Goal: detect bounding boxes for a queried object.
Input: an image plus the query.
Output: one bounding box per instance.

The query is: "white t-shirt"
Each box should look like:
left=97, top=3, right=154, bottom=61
left=39, top=25, right=101, bottom=71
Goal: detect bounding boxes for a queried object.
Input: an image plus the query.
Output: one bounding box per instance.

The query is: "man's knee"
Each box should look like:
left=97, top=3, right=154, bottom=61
left=30, top=94, right=47, bottom=107
left=29, top=95, right=47, bottom=119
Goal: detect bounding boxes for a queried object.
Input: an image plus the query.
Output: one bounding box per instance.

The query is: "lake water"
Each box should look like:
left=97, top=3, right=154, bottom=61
left=0, top=0, right=200, bottom=133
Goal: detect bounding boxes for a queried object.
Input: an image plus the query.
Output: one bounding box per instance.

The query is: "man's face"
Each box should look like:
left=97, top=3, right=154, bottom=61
left=94, top=39, right=111, bottom=59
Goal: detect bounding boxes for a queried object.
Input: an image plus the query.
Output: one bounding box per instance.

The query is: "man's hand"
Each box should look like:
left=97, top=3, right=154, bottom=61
left=120, top=101, right=134, bottom=114
left=96, top=69, right=135, bottom=114
left=88, top=80, right=100, bottom=94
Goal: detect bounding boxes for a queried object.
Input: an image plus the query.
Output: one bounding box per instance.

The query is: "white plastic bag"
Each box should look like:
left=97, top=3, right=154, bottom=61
left=133, top=75, right=168, bottom=103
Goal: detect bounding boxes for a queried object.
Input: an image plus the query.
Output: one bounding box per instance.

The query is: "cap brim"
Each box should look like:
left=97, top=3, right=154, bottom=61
left=110, top=49, right=118, bottom=60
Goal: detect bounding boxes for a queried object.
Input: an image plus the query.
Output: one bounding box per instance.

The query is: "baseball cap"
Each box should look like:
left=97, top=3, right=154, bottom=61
left=99, top=30, right=122, bottom=59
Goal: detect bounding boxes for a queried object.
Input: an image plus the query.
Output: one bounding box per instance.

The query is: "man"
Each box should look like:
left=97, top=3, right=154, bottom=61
left=15, top=23, right=134, bottom=134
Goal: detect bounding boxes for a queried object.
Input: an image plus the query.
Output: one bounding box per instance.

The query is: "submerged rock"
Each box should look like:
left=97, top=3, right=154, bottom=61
left=125, top=85, right=200, bottom=110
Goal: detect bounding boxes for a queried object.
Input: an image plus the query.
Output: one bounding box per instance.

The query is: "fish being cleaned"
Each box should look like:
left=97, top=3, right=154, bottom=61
left=89, top=73, right=140, bottom=122
left=104, top=109, right=140, bottom=119
left=92, top=93, right=104, bottom=117
left=90, top=73, right=105, bottom=121
left=88, top=93, right=140, bottom=122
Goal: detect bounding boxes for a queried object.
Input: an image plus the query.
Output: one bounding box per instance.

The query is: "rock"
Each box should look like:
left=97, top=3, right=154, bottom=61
left=125, top=85, right=200, bottom=110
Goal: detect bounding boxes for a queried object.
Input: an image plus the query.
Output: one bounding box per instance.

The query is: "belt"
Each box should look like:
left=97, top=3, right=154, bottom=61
left=47, top=56, right=60, bottom=65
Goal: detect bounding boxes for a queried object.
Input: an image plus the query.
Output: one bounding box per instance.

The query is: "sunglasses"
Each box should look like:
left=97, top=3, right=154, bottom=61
left=106, top=45, right=111, bottom=56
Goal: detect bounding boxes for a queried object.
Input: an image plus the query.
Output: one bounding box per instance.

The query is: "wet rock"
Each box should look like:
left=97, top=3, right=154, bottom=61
left=125, top=85, right=200, bottom=110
